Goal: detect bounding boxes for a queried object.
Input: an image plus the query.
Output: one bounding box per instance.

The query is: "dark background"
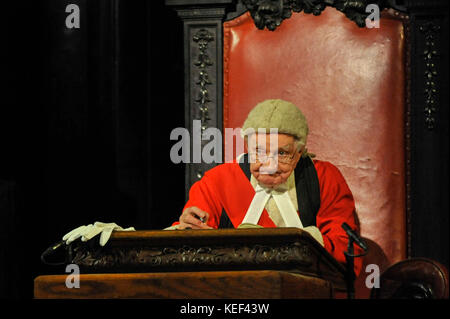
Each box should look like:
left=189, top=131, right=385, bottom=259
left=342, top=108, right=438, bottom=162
left=1, top=0, right=185, bottom=298
left=0, top=0, right=448, bottom=299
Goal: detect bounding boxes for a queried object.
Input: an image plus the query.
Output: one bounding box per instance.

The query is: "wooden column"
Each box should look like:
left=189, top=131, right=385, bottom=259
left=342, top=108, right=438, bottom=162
left=165, top=0, right=235, bottom=199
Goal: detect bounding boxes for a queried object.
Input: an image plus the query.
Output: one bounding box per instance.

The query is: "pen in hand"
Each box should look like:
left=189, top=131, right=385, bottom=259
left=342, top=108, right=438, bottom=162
left=195, top=215, right=206, bottom=223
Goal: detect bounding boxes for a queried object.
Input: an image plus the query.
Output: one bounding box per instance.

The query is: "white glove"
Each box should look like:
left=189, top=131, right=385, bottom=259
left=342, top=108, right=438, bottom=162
left=62, top=222, right=135, bottom=246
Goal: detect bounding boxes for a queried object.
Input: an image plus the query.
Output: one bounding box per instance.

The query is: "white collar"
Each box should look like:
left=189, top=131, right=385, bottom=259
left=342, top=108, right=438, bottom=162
left=243, top=174, right=303, bottom=228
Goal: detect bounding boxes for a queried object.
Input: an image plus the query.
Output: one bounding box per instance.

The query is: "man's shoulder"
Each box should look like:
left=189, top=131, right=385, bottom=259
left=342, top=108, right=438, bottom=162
left=203, top=161, right=243, bottom=178
left=312, top=158, right=347, bottom=182
left=311, top=158, right=354, bottom=197
left=312, top=158, right=337, bottom=170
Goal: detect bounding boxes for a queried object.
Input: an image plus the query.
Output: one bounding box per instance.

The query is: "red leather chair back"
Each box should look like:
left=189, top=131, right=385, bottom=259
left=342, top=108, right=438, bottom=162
left=223, top=8, right=408, bottom=297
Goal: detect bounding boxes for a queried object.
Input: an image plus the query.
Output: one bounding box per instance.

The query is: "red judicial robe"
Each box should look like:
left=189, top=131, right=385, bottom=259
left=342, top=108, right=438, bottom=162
left=177, top=158, right=364, bottom=276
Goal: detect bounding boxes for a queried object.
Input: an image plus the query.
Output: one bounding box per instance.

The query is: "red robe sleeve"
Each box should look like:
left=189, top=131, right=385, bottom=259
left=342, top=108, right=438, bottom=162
left=173, top=162, right=275, bottom=229
left=172, top=165, right=225, bottom=229
left=314, top=160, right=364, bottom=276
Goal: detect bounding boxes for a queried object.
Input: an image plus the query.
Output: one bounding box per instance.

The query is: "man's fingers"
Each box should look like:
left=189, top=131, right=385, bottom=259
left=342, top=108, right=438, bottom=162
left=178, top=222, right=213, bottom=230
left=179, top=207, right=213, bottom=230
left=179, top=214, right=212, bottom=229
left=190, top=207, right=208, bottom=219
left=177, top=222, right=199, bottom=230
left=181, top=214, right=206, bottom=228
left=184, top=207, right=210, bottom=222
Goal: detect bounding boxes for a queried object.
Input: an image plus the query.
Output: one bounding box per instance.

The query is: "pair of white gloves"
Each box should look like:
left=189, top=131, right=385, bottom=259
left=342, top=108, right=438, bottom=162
left=62, top=222, right=135, bottom=247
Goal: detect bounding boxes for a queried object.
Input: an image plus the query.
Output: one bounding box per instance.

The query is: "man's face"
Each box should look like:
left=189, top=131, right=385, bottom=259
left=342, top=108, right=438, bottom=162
left=247, top=133, right=302, bottom=188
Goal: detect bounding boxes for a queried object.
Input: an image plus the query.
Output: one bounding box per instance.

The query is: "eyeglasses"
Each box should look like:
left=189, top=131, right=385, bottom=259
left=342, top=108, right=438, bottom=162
left=248, top=147, right=297, bottom=164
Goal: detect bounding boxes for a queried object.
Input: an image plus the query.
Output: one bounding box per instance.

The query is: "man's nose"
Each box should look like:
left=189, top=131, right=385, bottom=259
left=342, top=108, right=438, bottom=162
left=259, top=156, right=278, bottom=174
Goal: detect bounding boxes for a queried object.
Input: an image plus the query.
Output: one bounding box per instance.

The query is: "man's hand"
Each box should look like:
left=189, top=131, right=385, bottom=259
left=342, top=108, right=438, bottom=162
left=178, top=206, right=213, bottom=230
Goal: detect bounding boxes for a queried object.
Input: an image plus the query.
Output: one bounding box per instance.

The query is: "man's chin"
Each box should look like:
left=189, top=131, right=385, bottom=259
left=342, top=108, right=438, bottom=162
left=256, top=176, right=282, bottom=189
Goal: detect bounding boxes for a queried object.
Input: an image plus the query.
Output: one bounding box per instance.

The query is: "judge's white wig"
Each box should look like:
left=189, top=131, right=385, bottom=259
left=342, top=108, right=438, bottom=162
left=241, top=99, right=309, bottom=153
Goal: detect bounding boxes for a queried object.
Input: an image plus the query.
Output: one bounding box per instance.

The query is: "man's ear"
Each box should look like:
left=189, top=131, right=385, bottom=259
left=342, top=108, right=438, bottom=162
left=292, top=148, right=303, bottom=167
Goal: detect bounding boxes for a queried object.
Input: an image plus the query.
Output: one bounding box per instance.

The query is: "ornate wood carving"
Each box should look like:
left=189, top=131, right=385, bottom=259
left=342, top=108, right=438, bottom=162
left=189, top=26, right=219, bottom=181
left=404, top=17, right=413, bottom=259
left=193, top=29, right=214, bottom=132
left=241, top=0, right=388, bottom=31
left=72, top=242, right=313, bottom=271
left=66, top=229, right=347, bottom=289
left=419, top=21, right=440, bottom=130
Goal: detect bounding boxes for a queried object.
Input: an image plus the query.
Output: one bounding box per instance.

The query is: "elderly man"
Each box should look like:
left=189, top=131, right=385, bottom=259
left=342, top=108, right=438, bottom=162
left=62, top=99, right=363, bottom=275
left=172, top=99, right=363, bottom=275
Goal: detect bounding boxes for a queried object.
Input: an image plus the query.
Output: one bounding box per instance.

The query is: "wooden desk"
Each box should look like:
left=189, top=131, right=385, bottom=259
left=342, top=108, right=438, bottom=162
left=34, top=270, right=333, bottom=299
left=35, top=228, right=346, bottom=299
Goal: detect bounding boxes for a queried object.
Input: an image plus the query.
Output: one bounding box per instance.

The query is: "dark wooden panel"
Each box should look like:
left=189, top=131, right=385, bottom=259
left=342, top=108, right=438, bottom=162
left=407, top=5, right=449, bottom=269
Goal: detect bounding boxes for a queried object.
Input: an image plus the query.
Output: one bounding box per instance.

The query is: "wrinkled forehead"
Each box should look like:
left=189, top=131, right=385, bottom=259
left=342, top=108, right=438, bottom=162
left=247, top=133, right=295, bottom=150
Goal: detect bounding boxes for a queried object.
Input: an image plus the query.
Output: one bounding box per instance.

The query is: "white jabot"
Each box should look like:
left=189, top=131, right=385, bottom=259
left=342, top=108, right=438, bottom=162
left=272, top=190, right=303, bottom=228
left=241, top=184, right=272, bottom=225
left=242, top=175, right=303, bottom=229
